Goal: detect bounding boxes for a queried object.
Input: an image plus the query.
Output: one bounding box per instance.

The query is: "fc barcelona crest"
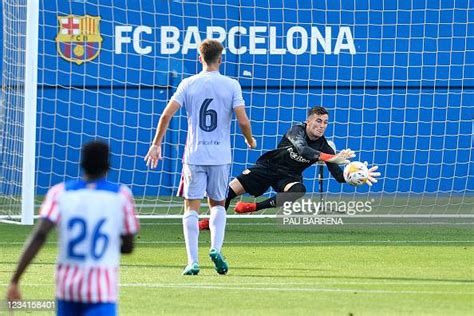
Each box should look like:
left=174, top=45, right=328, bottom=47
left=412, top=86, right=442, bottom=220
left=56, top=15, right=102, bottom=65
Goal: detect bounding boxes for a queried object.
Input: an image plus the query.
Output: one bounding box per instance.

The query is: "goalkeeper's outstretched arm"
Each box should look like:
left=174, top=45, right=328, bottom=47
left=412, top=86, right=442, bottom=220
left=326, top=162, right=346, bottom=183
left=286, top=125, right=355, bottom=164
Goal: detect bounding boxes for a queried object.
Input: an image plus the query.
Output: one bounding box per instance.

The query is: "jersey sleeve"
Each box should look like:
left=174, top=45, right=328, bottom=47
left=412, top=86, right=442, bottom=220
left=170, top=79, right=187, bottom=107
left=39, top=183, right=64, bottom=224
left=231, top=79, right=245, bottom=108
left=326, top=162, right=346, bottom=183
left=321, top=141, right=345, bottom=183
left=286, top=125, right=322, bottom=160
left=120, top=185, right=140, bottom=235
left=324, top=141, right=336, bottom=155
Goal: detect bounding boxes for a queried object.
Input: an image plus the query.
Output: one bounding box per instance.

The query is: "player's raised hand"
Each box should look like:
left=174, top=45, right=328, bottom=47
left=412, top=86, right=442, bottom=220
left=322, top=148, right=355, bottom=165
left=6, top=282, right=21, bottom=301
left=364, top=161, right=381, bottom=186
left=144, top=144, right=162, bottom=169
left=245, top=137, right=257, bottom=149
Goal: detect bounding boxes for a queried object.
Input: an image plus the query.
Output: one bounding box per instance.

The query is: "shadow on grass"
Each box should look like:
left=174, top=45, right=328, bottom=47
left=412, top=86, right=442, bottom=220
left=0, top=261, right=331, bottom=273
left=233, top=272, right=474, bottom=284
left=1, top=261, right=471, bottom=284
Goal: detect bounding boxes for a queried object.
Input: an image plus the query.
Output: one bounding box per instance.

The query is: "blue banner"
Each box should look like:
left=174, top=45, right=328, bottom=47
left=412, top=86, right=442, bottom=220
left=28, top=0, right=474, bottom=195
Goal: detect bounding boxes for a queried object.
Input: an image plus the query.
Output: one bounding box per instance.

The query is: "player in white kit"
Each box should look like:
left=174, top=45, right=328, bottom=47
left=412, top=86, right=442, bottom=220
left=7, top=141, right=139, bottom=316
left=145, top=39, right=256, bottom=275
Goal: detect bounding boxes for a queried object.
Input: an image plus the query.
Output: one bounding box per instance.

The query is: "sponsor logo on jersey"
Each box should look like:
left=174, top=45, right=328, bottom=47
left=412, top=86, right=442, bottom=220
left=56, top=15, right=102, bottom=65
left=287, top=147, right=310, bottom=164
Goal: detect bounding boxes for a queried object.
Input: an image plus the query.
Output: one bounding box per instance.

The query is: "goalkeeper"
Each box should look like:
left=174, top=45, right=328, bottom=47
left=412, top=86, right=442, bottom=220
left=199, top=106, right=380, bottom=229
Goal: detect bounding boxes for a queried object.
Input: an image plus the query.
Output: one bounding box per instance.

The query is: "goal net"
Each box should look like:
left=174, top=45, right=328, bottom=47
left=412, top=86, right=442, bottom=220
left=0, top=0, right=38, bottom=224
left=1, top=0, right=473, bottom=223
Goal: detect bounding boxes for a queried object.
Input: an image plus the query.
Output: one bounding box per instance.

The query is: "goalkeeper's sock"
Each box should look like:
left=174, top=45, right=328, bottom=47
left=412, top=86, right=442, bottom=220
left=256, top=196, right=277, bottom=211
left=182, top=210, right=199, bottom=265
left=225, top=187, right=237, bottom=210
left=210, top=205, right=226, bottom=252
left=256, top=183, right=307, bottom=211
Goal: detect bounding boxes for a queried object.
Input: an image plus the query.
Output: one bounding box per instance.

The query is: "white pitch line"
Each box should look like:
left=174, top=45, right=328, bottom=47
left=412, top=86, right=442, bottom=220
left=138, top=222, right=474, bottom=226
left=1, top=221, right=471, bottom=226
left=0, top=283, right=470, bottom=295
left=0, top=240, right=473, bottom=246
left=118, top=283, right=474, bottom=295
left=125, top=281, right=474, bottom=286
left=2, top=214, right=474, bottom=220
left=0, top=281, right=468, bottom=287
left=2, top=278, right=473, bottom=287
left=137, top=240, right=474, bottom=244
left=137, top=214, right=474, bottom=219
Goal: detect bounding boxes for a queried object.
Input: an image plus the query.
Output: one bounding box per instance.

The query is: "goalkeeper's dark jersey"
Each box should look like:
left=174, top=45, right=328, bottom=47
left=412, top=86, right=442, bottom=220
left=255, top=123, right=345, bottom=183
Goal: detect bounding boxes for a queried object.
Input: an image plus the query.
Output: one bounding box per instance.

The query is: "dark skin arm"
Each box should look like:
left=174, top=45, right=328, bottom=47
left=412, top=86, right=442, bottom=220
left=7, top=219, right=55, bottom=300
left=7, top=223, right=137, bottom=300
left=121, top=234, right=135, bottom=254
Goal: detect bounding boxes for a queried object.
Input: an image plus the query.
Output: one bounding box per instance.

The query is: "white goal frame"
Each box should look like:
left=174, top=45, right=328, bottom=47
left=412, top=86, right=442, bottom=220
left=1, top=2, right=472, bottom=225
left=0, top=0, right=39, bottom=225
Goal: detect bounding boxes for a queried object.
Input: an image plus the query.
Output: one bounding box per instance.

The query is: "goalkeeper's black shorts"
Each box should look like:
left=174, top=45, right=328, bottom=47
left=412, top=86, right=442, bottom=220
left=236, top=164, right=302, bottom=197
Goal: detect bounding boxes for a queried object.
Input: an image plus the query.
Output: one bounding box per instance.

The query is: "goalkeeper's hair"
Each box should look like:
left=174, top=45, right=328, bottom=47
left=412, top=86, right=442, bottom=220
left=308, top=106, right=328, bottom=117
left=81, top=140, right=110, bottom=178
left=199, top=39, right=224, bottom=65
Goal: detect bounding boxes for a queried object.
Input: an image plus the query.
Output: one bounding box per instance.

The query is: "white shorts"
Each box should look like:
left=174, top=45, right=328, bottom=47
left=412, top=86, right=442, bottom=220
left=177, top=164, right=230, bottom=201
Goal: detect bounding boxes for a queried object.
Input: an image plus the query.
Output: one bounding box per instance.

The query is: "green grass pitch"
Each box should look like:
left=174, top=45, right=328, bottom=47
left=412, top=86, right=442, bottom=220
left=0, top=219, right=473, bottom=315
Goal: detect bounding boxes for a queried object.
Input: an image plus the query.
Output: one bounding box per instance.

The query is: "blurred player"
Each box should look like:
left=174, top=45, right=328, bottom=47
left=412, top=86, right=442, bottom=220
left=145, top=39, right=256, bottom=275
left=6, top=141, right=139, bottom=316
left=199, top=106, right=380, bottom=229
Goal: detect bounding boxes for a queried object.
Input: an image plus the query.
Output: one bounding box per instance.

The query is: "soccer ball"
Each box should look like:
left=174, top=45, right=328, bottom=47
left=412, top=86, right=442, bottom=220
left=343, top=161, right=369, bottom=186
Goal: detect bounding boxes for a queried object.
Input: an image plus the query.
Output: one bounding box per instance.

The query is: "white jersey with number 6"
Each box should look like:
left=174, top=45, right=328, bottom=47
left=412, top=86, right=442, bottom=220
left=171, top=70, right=245, bottom=165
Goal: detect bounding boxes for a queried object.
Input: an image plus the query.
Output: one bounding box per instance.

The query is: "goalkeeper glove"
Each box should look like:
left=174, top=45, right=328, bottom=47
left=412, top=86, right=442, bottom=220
left=364, top=161, right=381, bottom=186
left=319, top=148, right=355, bottom=165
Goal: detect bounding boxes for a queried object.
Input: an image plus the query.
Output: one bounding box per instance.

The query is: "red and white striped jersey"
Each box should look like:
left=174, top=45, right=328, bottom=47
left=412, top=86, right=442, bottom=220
left=40, top=178, right=139, bottom=303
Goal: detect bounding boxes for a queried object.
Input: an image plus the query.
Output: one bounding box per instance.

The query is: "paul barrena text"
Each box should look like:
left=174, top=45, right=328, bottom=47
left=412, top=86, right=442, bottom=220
left=282, top=216, right=343, bottom=225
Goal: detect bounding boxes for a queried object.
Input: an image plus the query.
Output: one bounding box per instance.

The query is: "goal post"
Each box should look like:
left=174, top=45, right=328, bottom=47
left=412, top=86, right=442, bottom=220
left=1, top=1, right=473, bottom=223
left=21, top=0, right=39, bottom=225
left=0, top=0, right=39, bottom=225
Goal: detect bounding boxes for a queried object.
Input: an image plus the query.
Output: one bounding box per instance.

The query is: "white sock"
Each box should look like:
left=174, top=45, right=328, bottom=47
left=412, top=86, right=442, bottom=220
left=210, top=205, right=226, bottom=252
left=183, top=210, right=199, bottom=265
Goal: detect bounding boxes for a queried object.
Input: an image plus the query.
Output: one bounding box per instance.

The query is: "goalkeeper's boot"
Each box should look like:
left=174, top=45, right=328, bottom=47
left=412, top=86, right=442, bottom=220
left=182, top=262, right=200, bottom=275
left=234, top=201, right=257, bottom=214
left=199, top=218, right=210, bottom=230
left=209, top=248, right=228, bottom=275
